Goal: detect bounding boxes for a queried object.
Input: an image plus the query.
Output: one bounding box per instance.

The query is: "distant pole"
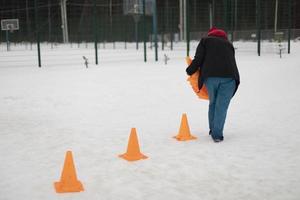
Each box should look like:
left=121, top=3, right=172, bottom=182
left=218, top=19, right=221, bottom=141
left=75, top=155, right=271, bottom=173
left=162, top=10, right=164, bottom=51
left=183, top=0, right=186, bottom=40
left=109, top=0, right=115, bottom=49
left=143, top=0, right=147, bottom=62
left=170, top=8, right=173, bottom=50
left=93, top=0, right=98, bottom=65
left=133, top=3, right=140, bottom=50
left=231, top=0, right=234, bottom=41
left=186, top=0, right=190, bottom=57
left=135, top=20, right=139, bottom=50
left=212, top=0, right=215, bottom=24
left=179, top=0, right=184, bottom=41
left=48, top=0, right=52, bottom=42
left=153, top=0, right=158, bottom=61
left=6, top=30, right=10, bottom=51
left=235, top=0, right=237, bottom=31
left=209, top=3, right=213, bottom=28
left=165, top=0, right=169, bottom=50
left=34, top=0, right=41, bottom=67
left=65, top=0, right=69, bottom=43
left=60, top=0, right=69, bottom=43
left=224, top=0, right=228, bottom=32
left=274, top=0, right=278, bottom=33
left=193, top=0, right=197, bottom=27
left=124, top=17, right=127, bottom=49
left=288, top=0, right=291, bottom=54
left=25, top=0, right=31, bottom=42
left=256, top=0, right=261, bottom=56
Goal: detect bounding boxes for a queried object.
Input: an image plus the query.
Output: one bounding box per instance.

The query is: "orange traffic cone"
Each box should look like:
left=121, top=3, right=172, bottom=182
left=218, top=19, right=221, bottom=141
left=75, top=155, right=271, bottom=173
left=186, top=57, right=209, bottom=100
left=54, top=151, right=84, bottom=193
left=174, top=113, right=197, bottom=141
left=119, top=128, right=148, bottom=161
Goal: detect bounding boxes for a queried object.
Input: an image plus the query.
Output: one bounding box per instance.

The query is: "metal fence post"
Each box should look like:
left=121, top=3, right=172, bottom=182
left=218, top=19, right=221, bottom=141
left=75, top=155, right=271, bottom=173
left=170, top=7, right=173, bottom=51
left=231, top=0, right=234, bottom=41
left=34, top=0, right=41, bottom=67
left=224, top=0, right=228, bottom=31
left=93, top=0, right=98, bottom=65
left=256, top=0, right=261, bottom=56
left=288, top=0, right=291, bottom=54
left=143, top=0, right=147, bottom=62
left=186, top=0, right=190, bottom=57
left=153, top=0, right=158, bottom=61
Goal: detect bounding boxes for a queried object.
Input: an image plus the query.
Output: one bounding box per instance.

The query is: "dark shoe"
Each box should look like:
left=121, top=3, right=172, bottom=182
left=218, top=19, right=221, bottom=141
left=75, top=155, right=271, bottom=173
left=213, top=138, right=223, bottom=143
left=209, top=130, right=212, bottom=135
left=211, top=134, right=224, bottom=143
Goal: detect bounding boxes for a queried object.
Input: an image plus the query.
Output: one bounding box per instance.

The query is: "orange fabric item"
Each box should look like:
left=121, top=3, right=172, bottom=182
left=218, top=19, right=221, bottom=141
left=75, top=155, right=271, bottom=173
left=119, top=128, right=148, bottom=161
left=186, top=57, right=209, bottom=100
left=54, top=151, right=84, bottom=193
left=173, top=113, right=197, bottom=141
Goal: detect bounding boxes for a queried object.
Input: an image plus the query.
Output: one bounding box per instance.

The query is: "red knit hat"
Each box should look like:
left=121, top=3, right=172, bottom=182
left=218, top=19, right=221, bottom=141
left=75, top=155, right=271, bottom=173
left=207, top=27, right=228, bottom=40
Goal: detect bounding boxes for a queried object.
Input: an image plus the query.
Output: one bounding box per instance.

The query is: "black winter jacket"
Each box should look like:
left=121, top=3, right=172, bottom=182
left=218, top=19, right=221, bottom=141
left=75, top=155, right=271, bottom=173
left=186, top=36, right=240, bottom=96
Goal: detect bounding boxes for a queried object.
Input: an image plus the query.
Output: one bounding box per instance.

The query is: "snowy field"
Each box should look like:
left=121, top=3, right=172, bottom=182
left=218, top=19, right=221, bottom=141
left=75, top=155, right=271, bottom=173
left=0, top=41, right=300, bottom=200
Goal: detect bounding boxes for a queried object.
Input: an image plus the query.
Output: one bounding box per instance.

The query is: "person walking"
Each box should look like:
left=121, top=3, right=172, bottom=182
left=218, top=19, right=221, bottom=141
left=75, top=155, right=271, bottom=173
left=186, top=27, right=240, bottom=142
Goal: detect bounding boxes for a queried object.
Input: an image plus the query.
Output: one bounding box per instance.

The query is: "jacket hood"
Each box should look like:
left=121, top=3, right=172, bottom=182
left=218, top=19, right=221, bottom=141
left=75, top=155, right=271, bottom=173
left=207, top=27, right=228, bottom=40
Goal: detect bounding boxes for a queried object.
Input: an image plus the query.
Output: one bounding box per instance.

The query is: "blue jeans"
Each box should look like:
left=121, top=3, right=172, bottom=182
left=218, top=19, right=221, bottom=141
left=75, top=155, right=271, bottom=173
left=204, top=77, right=236, bottom=140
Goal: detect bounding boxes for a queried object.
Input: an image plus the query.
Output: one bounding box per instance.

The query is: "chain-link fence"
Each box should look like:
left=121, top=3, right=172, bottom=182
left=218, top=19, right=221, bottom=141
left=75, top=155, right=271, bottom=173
left=0, top=0, right=299, bottom=67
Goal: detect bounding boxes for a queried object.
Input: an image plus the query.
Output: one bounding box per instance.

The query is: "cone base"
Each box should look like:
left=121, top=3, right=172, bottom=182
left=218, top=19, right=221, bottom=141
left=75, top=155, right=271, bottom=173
left=54, top=181, right=84, bottom=193
left=119, top=153, right=148, bottom=162
left=173, top=135, right=197, bottom=141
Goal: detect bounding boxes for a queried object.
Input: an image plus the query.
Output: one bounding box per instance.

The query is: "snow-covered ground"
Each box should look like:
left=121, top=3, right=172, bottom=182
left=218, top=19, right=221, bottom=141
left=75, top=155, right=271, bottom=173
left=0, top=42, right=300, bottom=200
